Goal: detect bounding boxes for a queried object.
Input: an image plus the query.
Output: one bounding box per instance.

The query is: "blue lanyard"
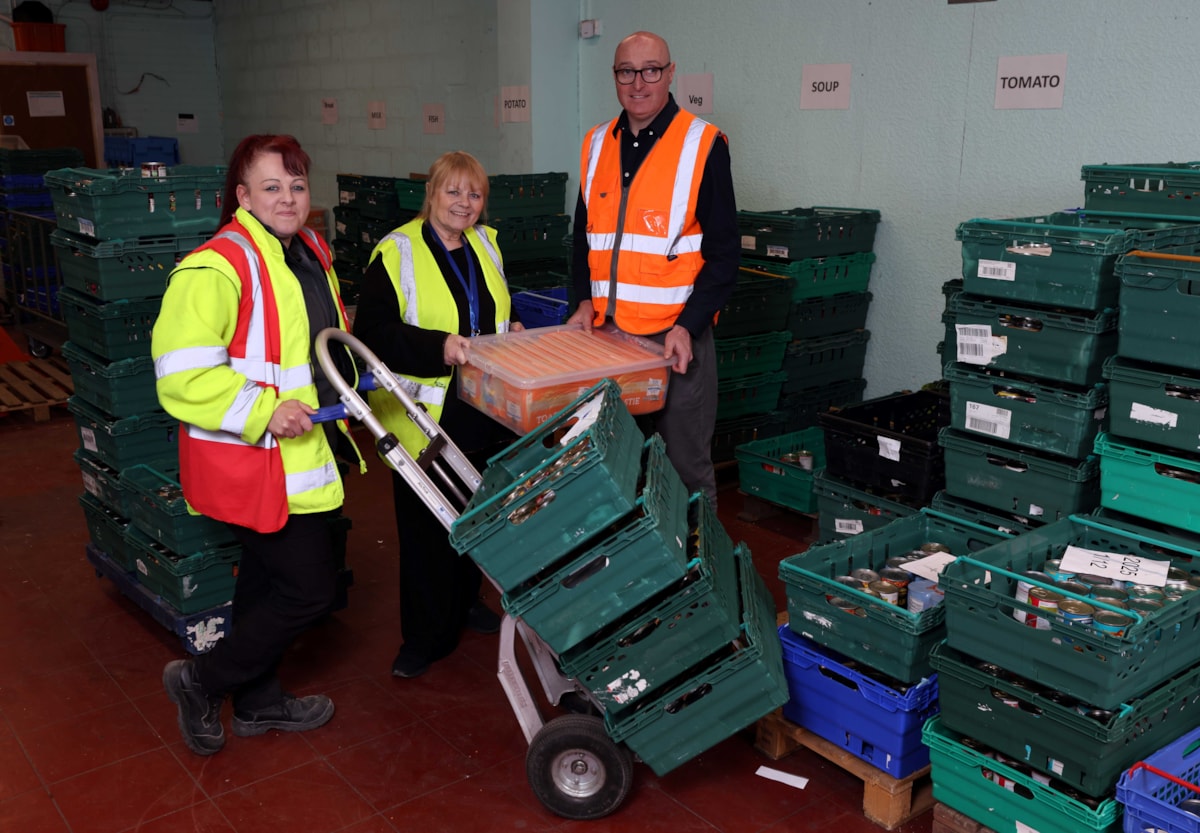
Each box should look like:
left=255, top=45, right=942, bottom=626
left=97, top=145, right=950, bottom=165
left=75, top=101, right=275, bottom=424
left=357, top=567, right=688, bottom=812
left=430, top=225, right=481, bottom=336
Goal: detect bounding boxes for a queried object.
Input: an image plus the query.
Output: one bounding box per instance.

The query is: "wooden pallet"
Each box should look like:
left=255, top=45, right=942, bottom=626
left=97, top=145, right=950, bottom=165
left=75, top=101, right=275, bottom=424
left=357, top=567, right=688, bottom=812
left=932, top=801, right=995, bottom=833
left=755, top=709, right=934, bottom=830
left=0, top=357, right=73, bottom=421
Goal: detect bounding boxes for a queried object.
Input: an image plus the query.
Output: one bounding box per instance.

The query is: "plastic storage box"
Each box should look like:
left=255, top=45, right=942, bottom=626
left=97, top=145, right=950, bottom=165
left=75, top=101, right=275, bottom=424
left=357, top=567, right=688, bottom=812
left=781, top=330, right=871, bottom=392
left=1117, top=247, right=1200, bottom=372
left=943, top=363, right=1108, bottom=458
left=79, top=492, right=132, bottom=570
left=819, top=390, right=950, bottom=505
left=741, top=252, right=875, bottom=301
left=120, top=465, right=237, bottom=553
left=45, top=166, right=227, bottom=239
left=1082, top=162, right=1200, bottom=218
left=1103, top=355, right=1200, bottom=455
left=777, top=377, right=867, bottom=433
left=450, top=379, right=643, bottom=592
left=940, top=513, right=1200, bottom=709
left=712, top=412, right=787, bottom=464
left=956, top=210, right=1200, bottom=311
left=75, top=448, right=136, bottom=518
left=1095, top=432, right=1200, bottom=533
left=713, top=271, right=793, bottom=337
left=457, top=323, right=672, bottom=435
left=779, top=626, right=939, bottom=778
left=510, top=286, right=569, bottom=328
left=734, top=426, right=826, bottom=512
left=939, top=427, right=1100, bottom=522
left=923, top=717, right=1121, bottom=833
left=932, top=641, right=1200, bottom=798
left=1117, top=724, right=1200, bottom=833
left=62, top=341, right=158, bottom=419
left=59, top=288, right=160, bottom=362
left=125, top=526, right=240, bottom=615
left=814, top=469, right=921, bottom=543
left=486, top=172, right=568, bottom=220
left=501, top=436, right=691, bottom=655
left=929, top=490, right=1043, bottom=535
left=737, top=207, right=881, bottom=261
left=780, top=508, right=1012, bottom=681
left=68, top=397, right=178, bottom=471
left=715, top=370, right=786, bottom=420
left=714, top=331, right=790, bottom=380
left=787, top=290, right=872, bottom=340
left=948, top=293, right=1118, bottom=387
left=51, top=229, right=207, bottom=301
left=490, top=214, right=570, bottom=263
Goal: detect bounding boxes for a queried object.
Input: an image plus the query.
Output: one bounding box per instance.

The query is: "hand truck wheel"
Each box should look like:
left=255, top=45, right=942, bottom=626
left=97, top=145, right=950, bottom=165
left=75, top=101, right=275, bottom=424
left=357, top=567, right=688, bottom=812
left=27, top=338, right=51, bottom=359
left=525, top=713, right=633, bottom=820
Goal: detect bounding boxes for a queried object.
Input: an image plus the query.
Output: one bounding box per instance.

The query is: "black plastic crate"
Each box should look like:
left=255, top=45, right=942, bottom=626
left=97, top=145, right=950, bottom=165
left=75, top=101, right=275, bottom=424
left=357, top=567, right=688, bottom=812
left=818, top=389, right=950, bottom=504
left=787, top=290, right=871, bottom=340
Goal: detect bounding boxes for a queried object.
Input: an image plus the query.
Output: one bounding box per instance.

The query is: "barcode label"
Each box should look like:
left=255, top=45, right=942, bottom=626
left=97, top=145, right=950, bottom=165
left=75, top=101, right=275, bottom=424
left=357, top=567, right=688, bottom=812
left=965, top=401, right=1011, bottom=439
left=740, top=234, right=756, bottom=250
left=835, top=519, right=864, bottom=535
left=766, top=244, right=790, bottom=258
left=956, top=325, right=1005, bottom=365
left=977, top=259, right=1016, bottom=281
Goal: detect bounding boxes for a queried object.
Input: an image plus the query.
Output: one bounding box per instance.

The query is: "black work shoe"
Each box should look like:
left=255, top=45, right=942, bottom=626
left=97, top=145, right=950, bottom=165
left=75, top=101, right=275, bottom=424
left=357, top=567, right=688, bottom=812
left=467, top=602, right=501, bottom=635
left=391, top=649, right=430, bottom=679
left=163, top=659, right=225, bottom=756
left=231, top=694, right=335, bottom=737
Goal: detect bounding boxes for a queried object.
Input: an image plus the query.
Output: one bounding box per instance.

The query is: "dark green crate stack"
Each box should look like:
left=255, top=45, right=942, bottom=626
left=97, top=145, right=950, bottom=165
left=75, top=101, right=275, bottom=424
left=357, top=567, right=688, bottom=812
left=487, top=171, right=570, bottom=288
left=333, top=173, right=418, bottom=302
left=450, top=379, right=788, bottom=776
left=45, top=163, right=243, bottom=652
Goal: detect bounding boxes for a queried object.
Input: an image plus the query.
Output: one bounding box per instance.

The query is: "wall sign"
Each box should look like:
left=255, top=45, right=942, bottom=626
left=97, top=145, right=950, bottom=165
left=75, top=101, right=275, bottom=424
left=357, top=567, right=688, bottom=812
left=995, top=54, right=1068, bottom=110
left=800, top=64, right=852, bottom=110
left=321, top=98, right=338, bottom=125
left=422, top=103, right=446, bottom=135
left=677, top=73, right=714, bottom=115
left=500, top=85, right=531, bottom=123
left=368, top=100, right=386, bottom=130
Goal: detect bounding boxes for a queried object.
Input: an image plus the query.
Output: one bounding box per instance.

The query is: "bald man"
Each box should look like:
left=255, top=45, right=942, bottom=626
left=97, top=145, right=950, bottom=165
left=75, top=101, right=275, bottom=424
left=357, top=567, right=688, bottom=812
left=568, top=31, right=739, bottom=506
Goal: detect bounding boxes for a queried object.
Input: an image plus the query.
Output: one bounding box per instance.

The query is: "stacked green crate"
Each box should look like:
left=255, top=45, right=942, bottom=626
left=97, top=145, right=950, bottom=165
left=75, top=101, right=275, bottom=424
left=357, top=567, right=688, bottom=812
left=485, top=171, right=570, bottom=284
left=334, top=173, right=417, bottom=300
left=451, top=379, right=789, bottom=781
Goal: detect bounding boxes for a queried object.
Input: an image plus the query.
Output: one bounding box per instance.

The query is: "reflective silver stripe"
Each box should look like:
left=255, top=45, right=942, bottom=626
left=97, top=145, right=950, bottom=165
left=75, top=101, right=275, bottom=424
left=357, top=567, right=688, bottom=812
left=383, top=232, right=421, bottom=326
left=582, top=122, right=608, bottom=204
left=667, top=118, right=710, bottom=255
left=214, top=231, right=271, bottom=367
left=230, top=356, right=277, bottom=386
left=297, top=227, right=323, bottom=261
left=155, top=345, right=228, bottom=379
left=187, top=422, right=277, bottom=450
left=278, top=363, right=314, bottom=393
left=286, top=461, right=339, bottom=496
left=596, top=281, right=694, bottom=306
left=471, top=225, right=505, bottom=276
left=586, top=230, right=702, bottom=256
left=587, top=231, right=616, bottom=252
left=399, top=378, right=447, bottom=407
left=221, top=379, right=262, bottom=436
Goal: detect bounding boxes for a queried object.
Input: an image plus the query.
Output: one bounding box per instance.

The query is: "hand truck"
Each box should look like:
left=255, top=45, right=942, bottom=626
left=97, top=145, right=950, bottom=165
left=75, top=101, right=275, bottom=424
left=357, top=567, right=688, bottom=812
left=314, top=328, right=635, bottom=820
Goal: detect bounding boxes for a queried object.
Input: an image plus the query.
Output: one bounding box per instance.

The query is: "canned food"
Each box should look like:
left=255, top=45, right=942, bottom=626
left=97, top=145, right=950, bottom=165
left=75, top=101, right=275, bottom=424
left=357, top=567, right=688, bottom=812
left=794, top=450, right=815, bottom=471
left=991, top=688, right=1020, bottom=708
left=1013, top=571, right=1052, bottom=623
left=141, top=161, right=167, bottom=178
left=1025, top=587, right=1063, bottom=629
left=1058, top=598, right=1095, bottom=626
left=1189, top=574, right=1200, bottom=590
left=1077, top=705, right=1117, bottom=724
left=1166, top=567, right=1192, bottom=590
left=884, top=556, right=916, bottom=574
left=1076, top=573, right=1119, bottom=589
left=869, top=580, right=900, bottom=606
left=1128, top=598, right=1164, bottom=616
left=878, top=568, right=911, bottom=606
left=1127, top=584, right=1166, bottom=601
left=828, top=595, right=860, bottom=615
left=1056, top=579, right=1091, bottom=598
left=1092, top=609, right=1133, bottom=636
left=1090, top=586, right=1128, bottom=606
left=1043, top=558, right=1075, bottom=582
left=919, top=542, right=951, bottom=555
left=850, top=568, right=880, bottom=588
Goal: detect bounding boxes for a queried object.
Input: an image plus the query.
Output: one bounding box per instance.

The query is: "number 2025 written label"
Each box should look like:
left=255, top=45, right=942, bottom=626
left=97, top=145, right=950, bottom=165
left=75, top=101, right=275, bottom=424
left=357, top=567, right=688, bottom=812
left=1060, top=545, right=1170, bottom=587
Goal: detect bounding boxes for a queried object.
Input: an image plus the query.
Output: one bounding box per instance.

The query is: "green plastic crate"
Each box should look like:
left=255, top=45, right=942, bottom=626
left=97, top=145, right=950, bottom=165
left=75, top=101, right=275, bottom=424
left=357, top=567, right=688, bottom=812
left=716, top=370, right=785, bottom=420
left=737, top=207, right=881, bottom=261
left=741, top=252, right=874, bottom=303
left=940, top=513, right=1200, bottom=708
left=45, top=165, right=226, bottom=239
left=126, top=525, right=240, bottom=615
left=781, top=330, right=870, bottom=392
left=59, top=288, right=160, bottom=362
left=711, top=411, right=787, bottom=464
left=714, top=330, right=790, bottom=380
left=604, top=556, right=789, bottom=776
left=1104, top=355, right=1200, bottom=454
left=62, top=341, right=158, bottom=418
left=780, top=508, right=1012, bottom=682
left=487, top=172, right=568, bottom=220
left=940, top=427, right=1099, bottom=522
left=734, top=427, right=826, bottom=512
left=777, top=377, right=867, bottom=434
left=1082, top=162, right=1200, bottom=218
left=75, top=448, right=136, bottom=518
left=1117, top=246, right=1200, bottom=371
left=1095, top=432, right=1200, bottom=533
left=392, top=177, right=426, bottom=212
left=51, top=229, right=206, bottom=301
left=923, top=717, right=1121, bottom=833
left=502, top=435, right=691, bottom=655
left=79, top=491, right=133, bottom=571
left=814, top=470, right=921, bottom=543
left=929, top=490, right=1043, bottom=534
left=68, top=396, right=178, bottom=471
left=450, top=380, right=644, bottom=592
left=713, top=271, right=793, bottom=337
left=787, top=290, right=872, bottom=339
left=956, top=210, right=1200, bottom=311
left=948, top=293, right=1117, bottom=387
left=943, top=363, right=1108, bottom=458
left=490, top=214, right=570, bottom=263
left=120, top=464, right=237, bottom=553
left=557, top=498, right=741, bottom=716
left=931, top=641, right=1200, bottom=798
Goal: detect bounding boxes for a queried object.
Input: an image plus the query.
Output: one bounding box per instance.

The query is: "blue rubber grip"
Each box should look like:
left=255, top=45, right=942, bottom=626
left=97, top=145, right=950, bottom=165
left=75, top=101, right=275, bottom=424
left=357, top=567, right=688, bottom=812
left=312, top=404, right=346, bottom=423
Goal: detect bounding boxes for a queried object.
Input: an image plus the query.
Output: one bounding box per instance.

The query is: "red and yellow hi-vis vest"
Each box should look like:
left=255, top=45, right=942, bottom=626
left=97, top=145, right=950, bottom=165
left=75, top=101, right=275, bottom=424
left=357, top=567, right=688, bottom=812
left=580, top=108, right=720, bottom=335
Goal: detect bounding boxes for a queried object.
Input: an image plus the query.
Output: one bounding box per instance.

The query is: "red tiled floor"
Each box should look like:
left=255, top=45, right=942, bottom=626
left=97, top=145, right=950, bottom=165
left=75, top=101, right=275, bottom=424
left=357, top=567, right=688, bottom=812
left=0, top=412, right=933, bottom=833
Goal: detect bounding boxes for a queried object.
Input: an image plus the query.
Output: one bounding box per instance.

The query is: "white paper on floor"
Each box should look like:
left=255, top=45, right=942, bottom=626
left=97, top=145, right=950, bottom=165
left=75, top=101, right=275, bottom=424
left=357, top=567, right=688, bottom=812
left=755, top=766, right=809, bottom=790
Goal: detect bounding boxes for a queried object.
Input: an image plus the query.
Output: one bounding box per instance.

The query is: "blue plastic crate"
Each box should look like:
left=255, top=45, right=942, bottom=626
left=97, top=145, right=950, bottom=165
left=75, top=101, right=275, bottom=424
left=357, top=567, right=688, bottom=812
left=511, top=286, right=569, bottom=328
left=778, top=625, right=938, bottom=778
left=1118, top=725, right=1200, bottom=833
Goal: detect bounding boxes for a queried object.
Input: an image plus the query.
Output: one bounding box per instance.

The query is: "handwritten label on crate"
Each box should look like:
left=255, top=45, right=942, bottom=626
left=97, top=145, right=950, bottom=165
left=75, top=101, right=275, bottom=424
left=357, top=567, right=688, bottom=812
left=965, top=401, right=1012, bottom=439
left=956, top=325, right=1007, bottom=365
left=877, top=436, right=901, bottom=461
left=1060, top=545, right=1170, bottom=587
left=1130, top=401, right=1179, bottom=428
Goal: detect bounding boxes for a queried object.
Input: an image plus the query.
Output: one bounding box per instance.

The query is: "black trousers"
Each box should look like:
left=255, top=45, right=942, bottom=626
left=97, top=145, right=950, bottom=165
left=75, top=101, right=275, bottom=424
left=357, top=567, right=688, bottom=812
left=194, top=510, right=339, bottom=711
left=391, top=467, right=483, bottom=664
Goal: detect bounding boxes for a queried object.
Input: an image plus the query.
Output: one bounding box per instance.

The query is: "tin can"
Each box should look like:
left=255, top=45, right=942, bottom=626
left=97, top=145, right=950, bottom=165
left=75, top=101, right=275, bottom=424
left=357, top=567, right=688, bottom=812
left=869, top=580, right=900, bottom=606
left=148, top=192, right=156, bottom=213
left=1056, top=579, right=1091, bottom=598
left=141, top=161, right=167, bottom=178
left=1077, top=705, right=1117, bottom=724
left=1091, top=586, right=1128, bottom=606
left=168, top=191, right=177, bottom=213
left=1092, top=609, right=1133, bottom=637
left=828, top=596, right=860, bottom=615
left=781, top=450, right=814, bottom=471
left=1013, top=571, right=1051, bottom=622
left=1189, top=574, right=1200, bottom=590
left=1166, top=567, right=1192, bottom=591
left=1076, top=573, right=1120, bottom=590
left=194, top=188, right=202, bottom=211
left=991, top=688, right=1020, bottom=708
left=919, top=541, right=951, bottom=555
left=215, top=190, right=222, bottom=209
left=1043, top=558, right=1075, bottom=583
left=1025, top=587, right=1063, bottom=629
left=1044, top=689, right=1080, bottom=709
left=1127, top=584, right=1166, bottom=601
left=885, top=556, right=916, bottom=575
left=1128, top=597, right=1164, bottom=616
left=878, top=567, right=911, bottom=606
left=1058, top=598, right=1095, bottom=626
left=850, top=568, right=879, bottom=589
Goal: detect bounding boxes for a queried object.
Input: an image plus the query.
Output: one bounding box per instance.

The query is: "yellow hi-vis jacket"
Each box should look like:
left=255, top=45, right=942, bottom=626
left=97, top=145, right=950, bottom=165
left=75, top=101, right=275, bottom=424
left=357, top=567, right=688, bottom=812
left=580, top=108, right=720, bottom=335
left=366, top=218, right=510, bottom=458
left=153, top=207, right=361, bottom=534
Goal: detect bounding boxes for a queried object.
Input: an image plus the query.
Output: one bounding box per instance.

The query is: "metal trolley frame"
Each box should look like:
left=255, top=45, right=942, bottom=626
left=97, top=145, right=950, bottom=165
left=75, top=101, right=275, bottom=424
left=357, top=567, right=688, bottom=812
left=3, top=209, right=66, bottom=357
left=314, top=328, right=635, bottom=820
